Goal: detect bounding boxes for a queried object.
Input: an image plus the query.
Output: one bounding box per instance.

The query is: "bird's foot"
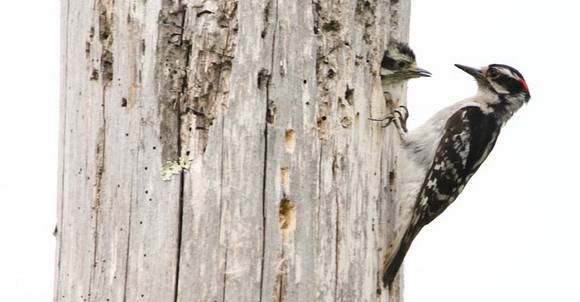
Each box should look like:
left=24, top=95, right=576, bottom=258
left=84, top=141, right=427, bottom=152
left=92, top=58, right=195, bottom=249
left=369, top=105, right=409, bottom=133
left=369, top=114, right=396, bottom=128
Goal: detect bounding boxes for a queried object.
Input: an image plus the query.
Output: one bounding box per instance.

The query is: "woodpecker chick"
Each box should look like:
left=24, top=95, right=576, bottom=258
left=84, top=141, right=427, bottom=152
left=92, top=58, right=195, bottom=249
left=372, top=42, right=431, bottom=131
left=380, top=42, right=431, bottom=87
left=383, top=63, right=531, bottom=287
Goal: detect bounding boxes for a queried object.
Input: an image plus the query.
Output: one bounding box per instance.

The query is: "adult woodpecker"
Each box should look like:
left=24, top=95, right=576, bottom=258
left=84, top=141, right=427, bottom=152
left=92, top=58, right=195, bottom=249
left=381, top=63, right=531, bottom=287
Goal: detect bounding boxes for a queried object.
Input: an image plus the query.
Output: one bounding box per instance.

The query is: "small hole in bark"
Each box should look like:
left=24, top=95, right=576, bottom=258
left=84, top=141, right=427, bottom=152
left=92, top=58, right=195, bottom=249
left=281, top=167, right=290, bottom=194
left=121, top=98, right=127, bottom=107
left=279, top=198, right=296, bottom=234
left=257, top=69, right=271, bottom=90
left=345, top=87, right=354, bottom=105
left=90, top=69, right=99, bottom=81
left=266, top=100, right=277, bottom=124
left=284, top=130, right=296, bottom=153
left=327, top=69, right=336, bottom=79
left=389, top=170, right=396, bottom=183
left=322, top=20, right=341, bottom=32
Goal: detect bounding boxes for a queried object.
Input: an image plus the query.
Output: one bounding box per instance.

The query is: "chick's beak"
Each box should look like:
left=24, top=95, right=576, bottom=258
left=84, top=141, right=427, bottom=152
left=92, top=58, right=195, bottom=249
left=410, top=67, right=432, bottom=78
left=454, top=64, right=484, bottom=80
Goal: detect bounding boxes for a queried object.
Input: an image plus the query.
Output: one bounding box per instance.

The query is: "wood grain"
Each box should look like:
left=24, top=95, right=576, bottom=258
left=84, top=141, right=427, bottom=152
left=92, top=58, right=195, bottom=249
left=55, top=0, right=411, bottom=301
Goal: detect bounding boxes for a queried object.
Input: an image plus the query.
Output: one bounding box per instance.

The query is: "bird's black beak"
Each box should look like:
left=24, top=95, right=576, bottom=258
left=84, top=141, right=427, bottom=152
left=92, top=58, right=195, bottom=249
left=410, top=67, right=432, bottom=78
left=454, top=64, right=484, bottom=81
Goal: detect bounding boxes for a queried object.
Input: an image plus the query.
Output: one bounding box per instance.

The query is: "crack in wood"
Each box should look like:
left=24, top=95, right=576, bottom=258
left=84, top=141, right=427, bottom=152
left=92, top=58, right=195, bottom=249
left=273, top=257, right=288, bottom=302
left=86, top=0, right=114, bottom=291
left=98, top=0, right=114, bottom=85
left=121, top=175, right=135, bottom=302
left=261, top=0, right=279, bottom=300
left=261, top=0, right=272, bottom=38
left=154, top=3, right=193, bottom=302
left=87, top=91, right=108, bottom=302
left=334, top=197, right=340, bottom=301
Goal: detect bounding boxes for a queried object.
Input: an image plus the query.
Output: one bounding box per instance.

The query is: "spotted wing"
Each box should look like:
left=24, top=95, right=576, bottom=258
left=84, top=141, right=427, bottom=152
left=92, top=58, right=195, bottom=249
left=417, top=106, right=501, bottom=224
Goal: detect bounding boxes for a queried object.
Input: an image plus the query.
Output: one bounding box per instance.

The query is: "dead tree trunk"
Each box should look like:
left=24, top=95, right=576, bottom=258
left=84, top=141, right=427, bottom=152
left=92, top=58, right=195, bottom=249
left=55, top=0, right=411, bottom=301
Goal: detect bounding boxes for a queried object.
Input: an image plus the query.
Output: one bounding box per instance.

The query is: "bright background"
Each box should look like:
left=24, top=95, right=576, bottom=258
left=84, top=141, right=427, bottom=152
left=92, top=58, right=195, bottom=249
left=0, top=1, right=59, bottom=301
left=0, top=1, right=578, bottom=301
left=406, top=1, right=580, bottom=302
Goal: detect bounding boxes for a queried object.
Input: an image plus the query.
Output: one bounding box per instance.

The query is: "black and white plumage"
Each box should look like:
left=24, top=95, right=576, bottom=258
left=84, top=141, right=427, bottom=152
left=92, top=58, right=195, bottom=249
left=382, top=63, right=531, bottom=287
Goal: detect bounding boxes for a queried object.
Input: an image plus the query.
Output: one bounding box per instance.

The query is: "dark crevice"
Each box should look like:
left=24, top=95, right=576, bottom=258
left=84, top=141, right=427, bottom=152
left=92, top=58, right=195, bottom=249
left=333, top=155, right=340, bottom=301
left=375, top=142, right=386, bottom=296
left=88, top=0, right=114, bottom=298
left=121, top=175, right=135, bottom=302
left=218, top=93, right=227, bottom=301
left=259, top=0, right=279, bottom=300
left=173, top=167, right=185, bottom=302
left=221, top=245, right=229, bottom=302
left=173, top=6, right=191, bottom=302
left=98, top=0, right=114, bottom=85
left=88, top=82, right=108, bottom=302
left=261, top=0, right=272, bottom=38
left=259, top=69, right=270, bottom=302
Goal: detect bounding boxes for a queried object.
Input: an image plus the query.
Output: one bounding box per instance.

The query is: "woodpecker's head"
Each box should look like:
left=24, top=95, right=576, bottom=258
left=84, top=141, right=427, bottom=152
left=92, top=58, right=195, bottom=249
left=380, top=42, right=431, bottom=86
left=455, top=64, right=531, bottom=104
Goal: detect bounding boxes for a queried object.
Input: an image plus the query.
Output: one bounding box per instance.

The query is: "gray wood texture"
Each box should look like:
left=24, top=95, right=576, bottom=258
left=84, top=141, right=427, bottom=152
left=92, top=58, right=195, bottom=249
left=55, top=0, right=411, bottom=301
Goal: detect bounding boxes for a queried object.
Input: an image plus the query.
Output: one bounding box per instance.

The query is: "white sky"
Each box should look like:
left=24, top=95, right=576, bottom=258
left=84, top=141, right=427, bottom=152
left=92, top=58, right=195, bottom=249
left=407, top=1, right=580, bottom=301
left=0, top=1, right=59, bottom=301
left=0, top=1, right=578, bottom=301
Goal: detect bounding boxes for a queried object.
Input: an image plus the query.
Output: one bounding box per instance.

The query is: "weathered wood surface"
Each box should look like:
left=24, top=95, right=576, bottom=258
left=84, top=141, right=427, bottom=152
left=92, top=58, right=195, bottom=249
left=55, top=0, right=411, bottom=301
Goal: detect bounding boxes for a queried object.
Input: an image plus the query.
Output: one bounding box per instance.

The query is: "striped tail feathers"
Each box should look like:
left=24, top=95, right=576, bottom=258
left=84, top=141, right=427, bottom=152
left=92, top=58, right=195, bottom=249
left=382, top=218, right=424, bottom=288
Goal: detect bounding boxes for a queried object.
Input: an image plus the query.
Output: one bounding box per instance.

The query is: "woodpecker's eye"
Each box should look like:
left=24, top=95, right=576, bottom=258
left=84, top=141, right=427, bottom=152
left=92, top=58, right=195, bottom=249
left=397, top=61, right=408, bottom=69
left=488, top=68, right=500, bottom=79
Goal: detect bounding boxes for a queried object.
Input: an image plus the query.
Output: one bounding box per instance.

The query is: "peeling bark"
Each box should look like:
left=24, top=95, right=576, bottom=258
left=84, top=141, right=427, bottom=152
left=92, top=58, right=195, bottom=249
left=56, top=0, right=411, bottom=301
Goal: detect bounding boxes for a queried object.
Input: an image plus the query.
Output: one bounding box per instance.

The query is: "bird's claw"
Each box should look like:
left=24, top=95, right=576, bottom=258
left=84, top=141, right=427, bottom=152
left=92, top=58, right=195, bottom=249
left=369, top=115, right=396, bottom=128
left=369, top=106, right=409, bottom=132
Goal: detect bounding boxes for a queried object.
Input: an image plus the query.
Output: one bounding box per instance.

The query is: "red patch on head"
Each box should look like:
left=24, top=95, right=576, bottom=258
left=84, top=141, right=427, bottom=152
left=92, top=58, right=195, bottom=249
left=519, top=79, right=529, bottom=92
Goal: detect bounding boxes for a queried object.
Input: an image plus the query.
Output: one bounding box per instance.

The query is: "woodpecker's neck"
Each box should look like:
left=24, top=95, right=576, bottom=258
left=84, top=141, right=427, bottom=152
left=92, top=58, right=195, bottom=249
left=494, top=95, right=526, bottom=125
left=475, top=89, right=525, bottom=125
left=382, top=82, right=407, bottom=107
